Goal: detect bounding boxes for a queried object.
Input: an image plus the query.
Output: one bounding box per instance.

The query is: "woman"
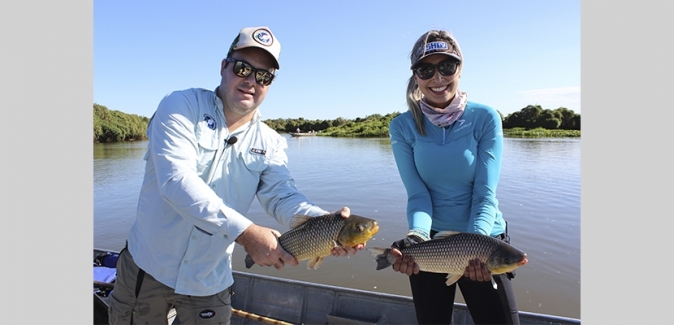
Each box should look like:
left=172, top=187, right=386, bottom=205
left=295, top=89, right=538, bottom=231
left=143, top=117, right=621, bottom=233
left=387, top=29, right=520, bottom=324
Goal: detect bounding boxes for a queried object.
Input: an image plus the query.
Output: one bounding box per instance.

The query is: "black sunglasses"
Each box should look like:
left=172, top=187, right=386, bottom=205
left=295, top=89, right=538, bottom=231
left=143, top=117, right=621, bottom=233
left=412, top=59, right=460, bottom=80
left=225, top=58, right=275, bottom=86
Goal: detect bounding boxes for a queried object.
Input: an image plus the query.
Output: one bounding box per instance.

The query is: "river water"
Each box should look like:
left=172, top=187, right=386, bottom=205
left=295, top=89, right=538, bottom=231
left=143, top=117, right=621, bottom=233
left=93, top=135, right=580, bottom=319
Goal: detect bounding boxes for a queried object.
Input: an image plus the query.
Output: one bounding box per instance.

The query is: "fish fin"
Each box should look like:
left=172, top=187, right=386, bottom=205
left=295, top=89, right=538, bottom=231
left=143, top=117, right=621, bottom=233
left=367, top=247, right=387, bottom=256
left=445, top=274, right=462, bottom=286
left=367, top=247, right=394, bottom=270
left=307, top=256, right=324, bottom=270
left=289, top=214, right=313, bottom=229
left=244, top=254, right=255, bottom=269
left=490, top=275, right=498, bottom=289
left=433, top=230, right=462, bottom=240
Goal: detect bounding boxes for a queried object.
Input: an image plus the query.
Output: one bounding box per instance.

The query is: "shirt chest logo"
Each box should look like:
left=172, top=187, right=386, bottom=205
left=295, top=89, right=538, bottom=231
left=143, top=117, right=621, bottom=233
left=203, top=114, right=216, bottom=130
left=454, top=121, right=472, bottom=133
left=250, top=148, right=266, bottom=155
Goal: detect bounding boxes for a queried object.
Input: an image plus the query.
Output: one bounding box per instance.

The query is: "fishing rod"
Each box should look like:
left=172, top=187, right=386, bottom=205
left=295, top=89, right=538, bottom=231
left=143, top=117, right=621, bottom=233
left=231, top=308, right=294, bottom=325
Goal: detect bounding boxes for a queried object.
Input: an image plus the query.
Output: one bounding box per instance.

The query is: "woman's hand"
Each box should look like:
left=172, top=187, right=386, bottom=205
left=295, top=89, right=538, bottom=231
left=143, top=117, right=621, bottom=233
left=463, top=259, right=491, bottom=281
left=390, top=247, right=419, bottom=276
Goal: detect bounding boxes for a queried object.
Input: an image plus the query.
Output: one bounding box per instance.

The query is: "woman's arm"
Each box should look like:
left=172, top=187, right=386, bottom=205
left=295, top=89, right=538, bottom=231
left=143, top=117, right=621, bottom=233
left=468, top=107, right=504, bottom=235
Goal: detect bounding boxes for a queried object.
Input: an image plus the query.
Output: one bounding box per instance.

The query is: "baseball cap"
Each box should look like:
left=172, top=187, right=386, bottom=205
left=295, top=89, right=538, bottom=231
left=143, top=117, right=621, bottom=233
left=228, top=26, right=281, bottom=69
left=410, top=38, right=462, bottom=69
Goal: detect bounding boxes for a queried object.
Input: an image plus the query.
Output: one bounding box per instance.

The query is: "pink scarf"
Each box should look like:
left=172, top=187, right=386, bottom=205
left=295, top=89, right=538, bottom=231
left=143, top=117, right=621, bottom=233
left=420, top=90, right=468, bottom=127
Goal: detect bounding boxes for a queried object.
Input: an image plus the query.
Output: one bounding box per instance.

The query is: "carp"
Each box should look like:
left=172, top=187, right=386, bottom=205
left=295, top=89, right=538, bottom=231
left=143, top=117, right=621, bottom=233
left=245, top=213, right=379, bottom=270
left=368, top=231, right=528, bottom=287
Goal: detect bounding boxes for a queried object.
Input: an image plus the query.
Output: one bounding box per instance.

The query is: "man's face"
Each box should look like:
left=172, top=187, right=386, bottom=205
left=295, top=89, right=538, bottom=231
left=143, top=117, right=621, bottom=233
left=218, top=47, right=276, bottom=118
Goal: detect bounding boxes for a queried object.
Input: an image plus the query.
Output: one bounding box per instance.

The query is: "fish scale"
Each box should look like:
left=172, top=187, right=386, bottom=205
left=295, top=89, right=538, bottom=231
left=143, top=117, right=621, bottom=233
left=279, top=214, right=345, bottom=260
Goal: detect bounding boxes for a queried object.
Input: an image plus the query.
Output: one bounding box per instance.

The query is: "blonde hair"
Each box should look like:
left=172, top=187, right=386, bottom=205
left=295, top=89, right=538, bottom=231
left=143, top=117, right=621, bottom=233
left=406, top=30, right=463, bottom=136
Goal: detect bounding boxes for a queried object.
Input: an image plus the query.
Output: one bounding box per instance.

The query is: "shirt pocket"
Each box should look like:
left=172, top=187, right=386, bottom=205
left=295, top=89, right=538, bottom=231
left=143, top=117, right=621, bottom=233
left=240, top=150, right=270, bottom=172
left=195, top=123, right=219, bottom=175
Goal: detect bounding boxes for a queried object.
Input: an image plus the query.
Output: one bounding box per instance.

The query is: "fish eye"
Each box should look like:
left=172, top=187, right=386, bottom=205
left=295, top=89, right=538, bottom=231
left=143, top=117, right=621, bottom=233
left=504, top=258, right=510, bottom=264
left=357, top=225, right=364, bottom=232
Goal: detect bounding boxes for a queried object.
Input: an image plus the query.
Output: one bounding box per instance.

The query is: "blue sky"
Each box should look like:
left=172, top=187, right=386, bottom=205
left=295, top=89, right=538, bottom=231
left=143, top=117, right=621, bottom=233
left=94, top=0, right=580, bottom=120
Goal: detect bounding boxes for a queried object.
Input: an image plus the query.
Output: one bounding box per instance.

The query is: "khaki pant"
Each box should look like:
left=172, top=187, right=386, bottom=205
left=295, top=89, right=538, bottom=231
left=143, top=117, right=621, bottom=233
left=108, top=248, right=232, bottom=325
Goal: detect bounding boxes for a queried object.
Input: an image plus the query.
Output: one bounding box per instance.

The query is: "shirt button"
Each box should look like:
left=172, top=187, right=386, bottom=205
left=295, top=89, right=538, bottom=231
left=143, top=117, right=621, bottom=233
left=223, top=235, right=228, bottom=239
left=192, top=235, right=197, bottom=239
left=183, top=260, right=189, bottom=264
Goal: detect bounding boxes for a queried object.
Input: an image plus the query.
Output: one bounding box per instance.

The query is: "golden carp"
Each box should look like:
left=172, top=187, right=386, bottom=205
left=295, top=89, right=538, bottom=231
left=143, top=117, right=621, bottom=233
left=245, top=213, right=379, bottom=270
left=368, top=231, right=528, bottom=286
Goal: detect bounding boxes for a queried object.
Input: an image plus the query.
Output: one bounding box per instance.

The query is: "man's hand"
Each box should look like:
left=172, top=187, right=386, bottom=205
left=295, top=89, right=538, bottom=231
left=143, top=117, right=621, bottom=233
left=330, top=207, right=365, bottom=257
left=236, top=224, right=298, bottom=270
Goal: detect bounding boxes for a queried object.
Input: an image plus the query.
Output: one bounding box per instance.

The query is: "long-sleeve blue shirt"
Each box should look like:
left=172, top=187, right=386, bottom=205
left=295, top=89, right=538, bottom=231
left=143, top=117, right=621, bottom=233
left=127, top=87, right=328, bottom=296
left=388, top=101, right=506, bottom=237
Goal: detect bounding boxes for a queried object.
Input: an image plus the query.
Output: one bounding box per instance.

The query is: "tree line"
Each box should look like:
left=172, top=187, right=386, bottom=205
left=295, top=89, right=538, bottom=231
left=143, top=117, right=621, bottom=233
left=94, top=103, right=150, bottom=143
left=502, top=105, right=580, bottom=130
left=93, top=104, right=580, bottom=143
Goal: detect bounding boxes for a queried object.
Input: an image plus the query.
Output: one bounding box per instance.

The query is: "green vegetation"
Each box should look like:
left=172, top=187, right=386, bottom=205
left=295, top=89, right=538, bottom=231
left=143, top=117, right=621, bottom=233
left=94, top=103, right=150, bottom=143
left=93, top=103, right=580, bottom=143
left=504, top=127, right=580, bottom=138
left=503, top=105, right=580, bottom=130
left=324, top=113, right=396, bottom=137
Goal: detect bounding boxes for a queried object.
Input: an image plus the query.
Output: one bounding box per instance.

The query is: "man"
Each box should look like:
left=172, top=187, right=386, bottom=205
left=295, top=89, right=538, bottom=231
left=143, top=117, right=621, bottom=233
left=107, top=26, right=362, bottom=325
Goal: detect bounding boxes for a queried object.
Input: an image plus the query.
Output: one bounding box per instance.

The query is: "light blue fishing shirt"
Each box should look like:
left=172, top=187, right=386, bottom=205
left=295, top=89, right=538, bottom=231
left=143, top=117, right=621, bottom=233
left=127, top=87, right=328, bottom=296
left=388, top=101, right=506, bottom=238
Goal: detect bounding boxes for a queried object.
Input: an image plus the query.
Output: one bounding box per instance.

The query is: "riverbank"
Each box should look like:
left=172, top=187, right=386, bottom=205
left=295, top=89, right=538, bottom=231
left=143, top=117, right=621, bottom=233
left=504, top=127, right=580, bottom=138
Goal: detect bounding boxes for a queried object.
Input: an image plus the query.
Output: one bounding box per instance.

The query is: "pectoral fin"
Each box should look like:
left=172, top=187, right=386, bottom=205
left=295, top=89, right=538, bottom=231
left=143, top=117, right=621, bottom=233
left=445, top=274, right=463, bottom=286
left=289, top=215, right=313, bottom=229
left=307, top=256, right=325, bottom=270
left=490, top=275, right=498, bottom=289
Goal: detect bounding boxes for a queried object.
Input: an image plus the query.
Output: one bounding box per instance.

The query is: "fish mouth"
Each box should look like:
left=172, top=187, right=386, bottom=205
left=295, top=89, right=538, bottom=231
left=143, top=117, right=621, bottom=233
left=370, top=222, right=380, bottom=235
left=518, top=256, right=528, bottom=266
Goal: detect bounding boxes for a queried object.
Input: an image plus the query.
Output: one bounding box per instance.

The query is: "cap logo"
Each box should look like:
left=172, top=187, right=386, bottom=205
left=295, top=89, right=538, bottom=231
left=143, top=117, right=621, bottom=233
left=253, top=29, right=273, bottom=46
left=413, top=41, right=460, bottom=62
left=424, top=41, right=449, bottom=53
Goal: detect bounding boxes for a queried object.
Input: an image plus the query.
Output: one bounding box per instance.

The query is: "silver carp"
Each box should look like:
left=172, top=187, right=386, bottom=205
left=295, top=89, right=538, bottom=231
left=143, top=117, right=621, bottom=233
left=245, top=213, right=379, bottom=270
left=368, top=231, right=528, bottom=286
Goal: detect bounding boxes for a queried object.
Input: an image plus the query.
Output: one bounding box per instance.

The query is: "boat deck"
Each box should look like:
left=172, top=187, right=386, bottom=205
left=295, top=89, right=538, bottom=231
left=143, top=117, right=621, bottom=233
left=95, top=248, right=580, bottom=325
left=225, top=271, right=580, bottom=325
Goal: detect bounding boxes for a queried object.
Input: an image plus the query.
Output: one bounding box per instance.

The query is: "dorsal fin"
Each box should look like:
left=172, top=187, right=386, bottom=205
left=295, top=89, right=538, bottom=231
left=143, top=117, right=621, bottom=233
left=289, top=214, right=313, bottom=229
left=433, top=230, right=461, bottom=240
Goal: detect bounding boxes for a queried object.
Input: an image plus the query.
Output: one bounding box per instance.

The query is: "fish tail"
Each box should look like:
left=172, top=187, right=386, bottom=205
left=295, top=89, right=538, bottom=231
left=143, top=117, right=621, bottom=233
left=368, top=247, right=394, bottom=270
left=244, top=254, right=255, bottom=269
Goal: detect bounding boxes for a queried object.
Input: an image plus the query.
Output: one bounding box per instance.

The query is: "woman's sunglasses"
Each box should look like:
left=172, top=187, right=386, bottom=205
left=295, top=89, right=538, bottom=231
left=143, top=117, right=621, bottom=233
left=225, top=58, right=275, bottom=86
left=412, top=59, right=460, bottom=80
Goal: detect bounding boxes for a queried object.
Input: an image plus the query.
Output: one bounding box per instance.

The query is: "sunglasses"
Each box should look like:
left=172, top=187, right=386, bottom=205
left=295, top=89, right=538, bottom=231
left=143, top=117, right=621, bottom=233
left=225, top=58, right=275, bottom=86
left=412, top=59, right=460, bottom=80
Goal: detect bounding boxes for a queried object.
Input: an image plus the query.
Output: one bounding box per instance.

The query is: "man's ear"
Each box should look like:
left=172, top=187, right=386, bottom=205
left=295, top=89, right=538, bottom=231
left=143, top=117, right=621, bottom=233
left=220, top=59, right=228, bottom=75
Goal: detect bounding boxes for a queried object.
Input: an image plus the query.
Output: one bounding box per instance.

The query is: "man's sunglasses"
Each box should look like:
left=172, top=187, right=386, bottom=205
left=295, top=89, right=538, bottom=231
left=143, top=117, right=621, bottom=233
left=225, top=58, right=275, bottom=86
left=412, top=60, right=460, bottom=80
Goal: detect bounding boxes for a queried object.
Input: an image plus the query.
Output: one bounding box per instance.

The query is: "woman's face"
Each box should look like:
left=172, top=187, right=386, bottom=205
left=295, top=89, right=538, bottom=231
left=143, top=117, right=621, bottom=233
left=413, top=54, right=461, bottom=107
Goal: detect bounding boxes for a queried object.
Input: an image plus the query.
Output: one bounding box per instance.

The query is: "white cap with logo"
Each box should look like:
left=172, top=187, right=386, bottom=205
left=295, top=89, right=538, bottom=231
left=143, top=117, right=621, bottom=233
left=228, top=26, right=281, bottom=69
left=410, top=38, right=462, bottom=69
